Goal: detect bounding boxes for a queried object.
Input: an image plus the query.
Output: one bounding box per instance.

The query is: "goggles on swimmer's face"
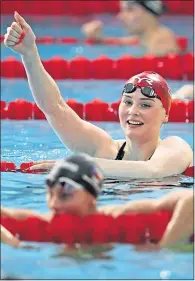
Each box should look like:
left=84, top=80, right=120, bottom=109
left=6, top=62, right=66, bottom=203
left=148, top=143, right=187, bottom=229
left=46, top=177, right=83, bottom=198
left=122, top=83, right=161, bottom=100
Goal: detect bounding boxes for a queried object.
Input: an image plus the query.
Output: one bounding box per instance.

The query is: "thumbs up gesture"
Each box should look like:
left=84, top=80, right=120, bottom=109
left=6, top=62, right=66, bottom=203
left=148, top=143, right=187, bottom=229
left=4, top=11, right=36, bottom=55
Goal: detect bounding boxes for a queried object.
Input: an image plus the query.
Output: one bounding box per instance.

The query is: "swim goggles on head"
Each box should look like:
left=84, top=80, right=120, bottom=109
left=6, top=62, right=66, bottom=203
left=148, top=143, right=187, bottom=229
left=122, top=83, right=161, bottom=100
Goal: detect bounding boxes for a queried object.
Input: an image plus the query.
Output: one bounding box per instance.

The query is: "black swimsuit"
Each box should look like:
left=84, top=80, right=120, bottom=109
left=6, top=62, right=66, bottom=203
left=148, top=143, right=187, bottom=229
left=115, top=142, right=153, bottom=160
left=115, top=142, right=127, bottom=160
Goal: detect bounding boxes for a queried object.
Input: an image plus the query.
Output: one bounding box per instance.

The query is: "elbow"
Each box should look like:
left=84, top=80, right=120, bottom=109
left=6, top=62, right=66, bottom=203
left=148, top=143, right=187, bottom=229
left=34, top=101, right=52, bottom=115
left=37, top=102, right=54, bottom=115
left=38, top=100, right=63, bottom=116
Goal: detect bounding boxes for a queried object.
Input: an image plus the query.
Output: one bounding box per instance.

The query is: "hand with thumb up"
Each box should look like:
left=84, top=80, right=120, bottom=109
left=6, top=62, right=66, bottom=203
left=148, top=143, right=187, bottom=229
left=4, top=12, right=36, bottom=56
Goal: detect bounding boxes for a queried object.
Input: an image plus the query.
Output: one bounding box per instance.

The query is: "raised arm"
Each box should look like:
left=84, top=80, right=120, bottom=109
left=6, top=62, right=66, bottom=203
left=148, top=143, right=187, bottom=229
left=4, top=12, right=115, bottom=156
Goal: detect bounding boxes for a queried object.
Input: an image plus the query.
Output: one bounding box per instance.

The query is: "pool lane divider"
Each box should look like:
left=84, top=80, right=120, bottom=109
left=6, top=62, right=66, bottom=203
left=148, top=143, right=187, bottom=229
left=0, top=161, right=47, bottom=174
left=0, top=99, right=194, bottom=123
left=0, top=211, right=175, bottom=244
left=1, top=0, right=193, bottom=15
left=1, top=53, right=193, bottom=80
left=0, top=161, right=194, bottom=177
left=0, top=35, right=189, bottom=51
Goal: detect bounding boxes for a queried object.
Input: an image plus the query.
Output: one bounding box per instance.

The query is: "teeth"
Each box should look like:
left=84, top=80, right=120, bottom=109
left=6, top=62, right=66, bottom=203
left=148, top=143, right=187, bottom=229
left=127, top=120, right=143, bottom=125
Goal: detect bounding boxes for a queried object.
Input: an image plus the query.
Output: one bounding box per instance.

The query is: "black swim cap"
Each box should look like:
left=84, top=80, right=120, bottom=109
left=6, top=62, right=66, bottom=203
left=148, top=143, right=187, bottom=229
left=46, top=154, right=103, bottom=198
left=130, top=0, right=167, bottom=16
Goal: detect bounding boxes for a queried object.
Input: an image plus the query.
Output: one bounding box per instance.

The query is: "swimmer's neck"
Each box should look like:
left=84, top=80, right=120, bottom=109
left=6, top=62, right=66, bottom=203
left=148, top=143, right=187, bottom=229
left=126, top=136, right=161, bottom=161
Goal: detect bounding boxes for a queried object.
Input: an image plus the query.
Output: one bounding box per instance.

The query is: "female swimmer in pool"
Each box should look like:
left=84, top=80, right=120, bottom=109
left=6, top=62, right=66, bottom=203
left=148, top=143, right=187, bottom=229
left=4, top=12, right=193, bottom=179
left=1, top=154, right=193, bottom=249
left=82, top=0, right=179, bottom=56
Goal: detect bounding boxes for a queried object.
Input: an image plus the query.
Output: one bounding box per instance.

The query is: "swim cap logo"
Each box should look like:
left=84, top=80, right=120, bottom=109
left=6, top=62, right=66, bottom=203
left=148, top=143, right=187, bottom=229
left=61, top=162, right=79, bottom=173
left=136, top=77, right=153, bottom=85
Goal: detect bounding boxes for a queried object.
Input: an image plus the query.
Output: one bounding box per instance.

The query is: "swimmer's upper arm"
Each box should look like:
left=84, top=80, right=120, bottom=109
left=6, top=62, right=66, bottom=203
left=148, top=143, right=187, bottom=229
left=117, top=190, right=193, bottom=215
left=149, top=136, right=193, bottom=177
left=45, top=100, right=115, bottom=156
left=154, top=190, right=193, bottom=211
left=1, top=207, right=51, bottom=222
left=1, top=207, right=38, bottom=220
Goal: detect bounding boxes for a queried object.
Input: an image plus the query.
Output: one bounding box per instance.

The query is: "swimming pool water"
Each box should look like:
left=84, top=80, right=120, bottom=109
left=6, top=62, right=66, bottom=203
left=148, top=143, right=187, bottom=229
left=1, top=79, right=191, bottom=103
left=1, top=14, right=194, bottom=60
left=1, top=118, right=194, bottom=279
left=1, top=14, right=193, bottom=39
left=1, top=15, right=194, bottom=280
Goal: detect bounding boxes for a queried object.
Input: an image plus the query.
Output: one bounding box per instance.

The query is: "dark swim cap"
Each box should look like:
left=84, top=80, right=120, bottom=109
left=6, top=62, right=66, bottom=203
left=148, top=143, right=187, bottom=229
left=46, top=154, right=103, bottom=198
left=131, top=0, right=167, bottom=16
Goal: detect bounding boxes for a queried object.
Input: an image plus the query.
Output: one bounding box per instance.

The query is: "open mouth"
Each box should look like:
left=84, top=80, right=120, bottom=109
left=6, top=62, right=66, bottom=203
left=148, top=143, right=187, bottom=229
left=127, top=120, right=144, bottom=126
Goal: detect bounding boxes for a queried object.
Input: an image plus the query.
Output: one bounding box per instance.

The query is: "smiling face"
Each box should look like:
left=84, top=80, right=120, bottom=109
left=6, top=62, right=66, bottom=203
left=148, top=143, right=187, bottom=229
left=118, top=87, right=168, bottom=142
left=46, top=183, right=95, bottom=216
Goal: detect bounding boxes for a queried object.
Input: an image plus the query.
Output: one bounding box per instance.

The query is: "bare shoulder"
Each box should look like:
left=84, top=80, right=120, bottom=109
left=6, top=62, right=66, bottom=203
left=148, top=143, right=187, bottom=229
left=114, top=139, right=126, bottom=148
left=161, top=136, right=193, bottom=163
left=157, top=26, right=176, bottom=40
left=150, top=26, right=179, bottom=54
left=161, top=136, right=192, bottom=150
left=153, top=26, right=178, bottom=49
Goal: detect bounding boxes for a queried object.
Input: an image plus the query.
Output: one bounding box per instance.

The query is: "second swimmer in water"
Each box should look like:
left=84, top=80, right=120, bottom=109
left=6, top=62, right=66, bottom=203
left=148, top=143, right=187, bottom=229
left=1, top=154, right=193, bottom=250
